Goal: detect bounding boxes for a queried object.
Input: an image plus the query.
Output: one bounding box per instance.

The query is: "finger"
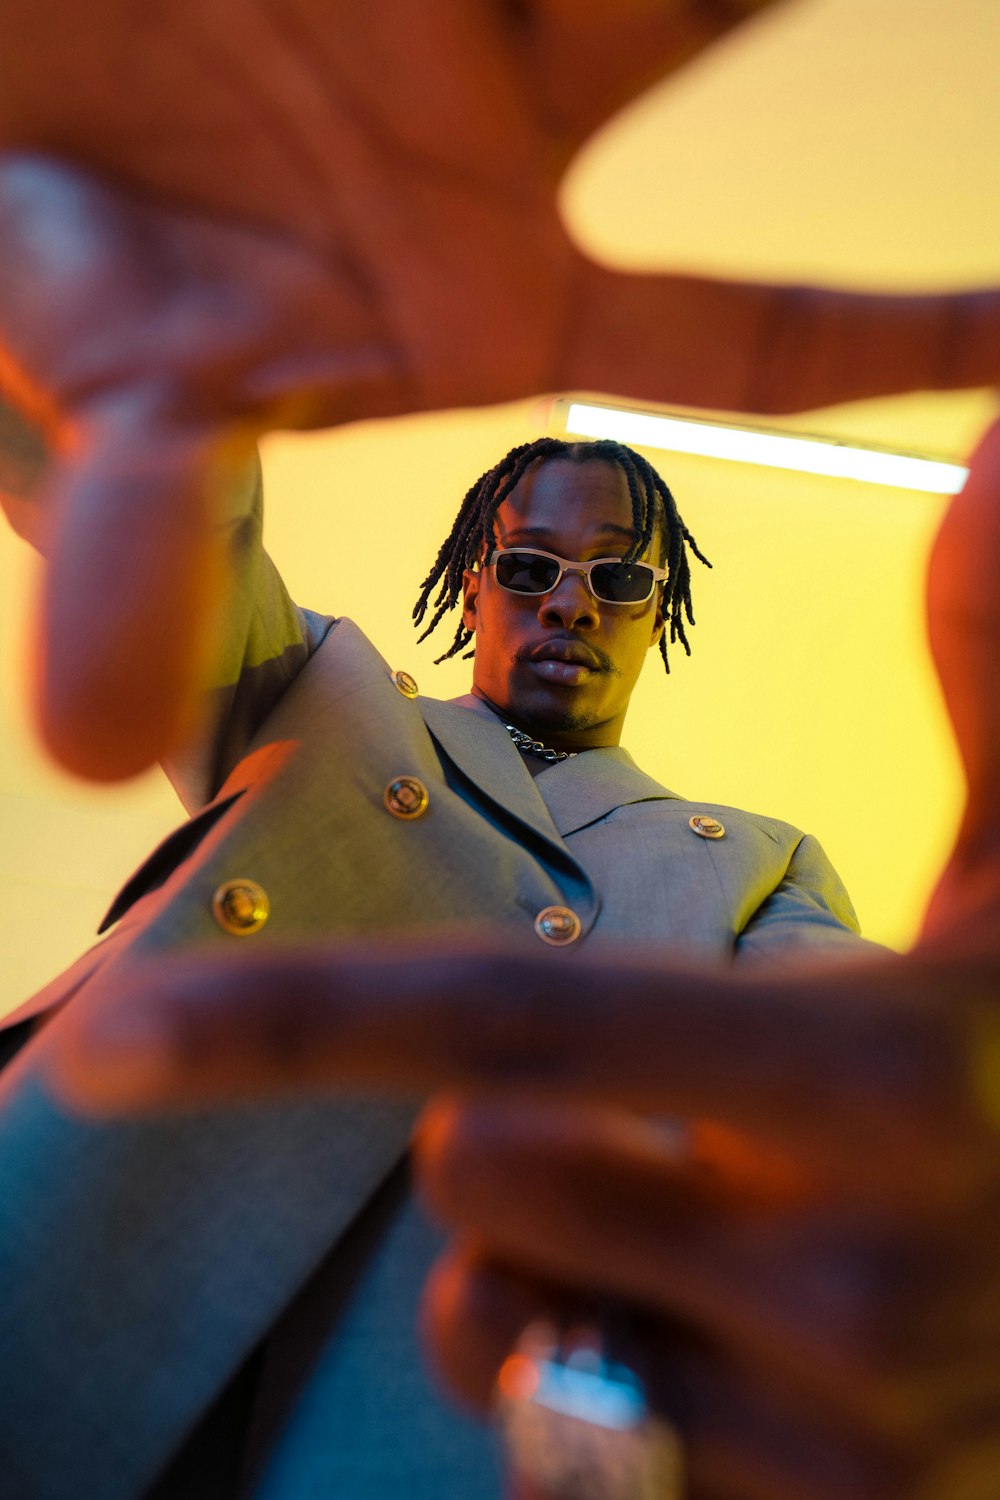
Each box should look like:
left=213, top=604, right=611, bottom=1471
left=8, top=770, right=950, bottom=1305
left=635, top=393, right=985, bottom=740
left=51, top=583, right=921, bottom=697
left=557, top=265, right=1000, bottom=417
left=50, top=936, right=993, bottom=1199
left=418, top=1237, right=576, bottom=1411
left=0, top=155, right=407, bottom=776
left=51, top=936, right=993, bottom=1197
left=0, top=158, right=239, bottom=778
left=422, top=1242, right=929, bottom=1500
left=515, top=0, right=782, bottom=162
left=923, top=415, right=1000, bottom=930
left=414, top=1098, right=997, bottom=1425
left=34, top=406, right=242, bottom=779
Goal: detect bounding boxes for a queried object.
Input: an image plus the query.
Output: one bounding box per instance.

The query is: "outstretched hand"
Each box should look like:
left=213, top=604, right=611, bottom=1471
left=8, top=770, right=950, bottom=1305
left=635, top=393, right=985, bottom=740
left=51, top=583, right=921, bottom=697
left=4, top=0, right=1000, bottom=777
left=0, top=0, right=779, bottom=778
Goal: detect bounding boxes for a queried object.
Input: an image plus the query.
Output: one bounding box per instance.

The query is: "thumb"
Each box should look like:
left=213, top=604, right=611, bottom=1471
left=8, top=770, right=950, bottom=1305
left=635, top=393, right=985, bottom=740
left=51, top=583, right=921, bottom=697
left=35, top=392, right=252, bottom=780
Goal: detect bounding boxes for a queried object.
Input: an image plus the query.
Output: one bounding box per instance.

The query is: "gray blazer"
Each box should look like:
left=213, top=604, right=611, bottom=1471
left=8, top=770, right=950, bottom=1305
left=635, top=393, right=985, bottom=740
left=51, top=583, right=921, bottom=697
left=0, top=468, right=866, bottom=1500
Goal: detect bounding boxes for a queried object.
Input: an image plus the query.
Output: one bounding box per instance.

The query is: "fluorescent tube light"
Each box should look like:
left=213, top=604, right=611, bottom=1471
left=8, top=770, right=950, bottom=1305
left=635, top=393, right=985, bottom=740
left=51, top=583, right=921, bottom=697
left=563, top=401, right=968, bottom=495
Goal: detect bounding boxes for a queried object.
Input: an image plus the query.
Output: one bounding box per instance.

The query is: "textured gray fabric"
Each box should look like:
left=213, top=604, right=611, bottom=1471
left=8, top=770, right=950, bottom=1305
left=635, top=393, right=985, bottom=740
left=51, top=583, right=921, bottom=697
left=0, top=1030, right=419, bottom=1500
left=244, top=1187, right=503, bottom=1500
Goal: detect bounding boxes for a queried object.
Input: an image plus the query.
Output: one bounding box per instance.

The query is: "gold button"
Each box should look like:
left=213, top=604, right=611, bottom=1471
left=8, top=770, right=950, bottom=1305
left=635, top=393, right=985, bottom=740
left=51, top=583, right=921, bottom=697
left=384, top=776, right=429, bottom=819
left=534, top=905, right=582, bottom=946
left=391, top=669, right=419, bottom=698
left=212, top=879, right=270, bottom=935
left=689, top=815, right=725, bottom=840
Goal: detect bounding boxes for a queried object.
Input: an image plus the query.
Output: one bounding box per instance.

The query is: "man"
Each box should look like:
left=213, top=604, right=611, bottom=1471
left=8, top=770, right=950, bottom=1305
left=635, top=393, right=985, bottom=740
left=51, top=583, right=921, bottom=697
left=0, top=422, right=868, bottom=1499
left=62, top=414, right=1000, bottom=1500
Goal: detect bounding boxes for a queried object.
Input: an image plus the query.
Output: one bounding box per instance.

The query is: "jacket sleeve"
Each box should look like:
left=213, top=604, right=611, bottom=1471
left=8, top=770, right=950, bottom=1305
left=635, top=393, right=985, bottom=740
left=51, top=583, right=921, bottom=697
left=734, top=832, right=882, bottom=962
left=160, top=451, right=334, bottom=813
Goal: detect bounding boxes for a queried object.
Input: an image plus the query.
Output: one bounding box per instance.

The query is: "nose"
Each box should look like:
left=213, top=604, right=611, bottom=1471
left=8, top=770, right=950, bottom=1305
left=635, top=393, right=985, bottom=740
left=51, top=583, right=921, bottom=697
left=537, top=568, right=600, bottom=631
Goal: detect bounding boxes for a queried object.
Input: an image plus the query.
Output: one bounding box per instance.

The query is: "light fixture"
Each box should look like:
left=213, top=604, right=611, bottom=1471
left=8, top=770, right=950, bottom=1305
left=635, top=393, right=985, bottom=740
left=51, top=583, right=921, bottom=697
left=559, top=400, right=968, bottom=495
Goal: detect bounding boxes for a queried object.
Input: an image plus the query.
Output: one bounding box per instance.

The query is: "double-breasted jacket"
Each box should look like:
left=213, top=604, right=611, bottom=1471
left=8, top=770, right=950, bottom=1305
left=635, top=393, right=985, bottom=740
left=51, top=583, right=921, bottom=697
left=0, top=461, right=867, bottom=1499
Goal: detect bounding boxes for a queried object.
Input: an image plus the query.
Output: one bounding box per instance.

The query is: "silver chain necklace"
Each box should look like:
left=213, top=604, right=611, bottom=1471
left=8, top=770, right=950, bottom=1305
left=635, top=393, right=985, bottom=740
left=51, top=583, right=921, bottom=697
left=504, top=723, right=577, bottom=763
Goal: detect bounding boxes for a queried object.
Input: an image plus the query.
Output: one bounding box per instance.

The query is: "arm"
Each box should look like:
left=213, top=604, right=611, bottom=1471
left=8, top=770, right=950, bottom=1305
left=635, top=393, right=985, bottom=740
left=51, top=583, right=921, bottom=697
left=50, top=415, right=1000, bottom=1500
left=157, top=450, right=334, bottom=812
left=734, top=830, right=876, bottom=962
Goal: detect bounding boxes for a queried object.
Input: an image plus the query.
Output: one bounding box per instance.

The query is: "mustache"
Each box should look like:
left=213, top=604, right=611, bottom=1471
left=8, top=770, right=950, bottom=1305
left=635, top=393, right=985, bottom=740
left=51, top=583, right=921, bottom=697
left=513, top=641, right=620, bottom=675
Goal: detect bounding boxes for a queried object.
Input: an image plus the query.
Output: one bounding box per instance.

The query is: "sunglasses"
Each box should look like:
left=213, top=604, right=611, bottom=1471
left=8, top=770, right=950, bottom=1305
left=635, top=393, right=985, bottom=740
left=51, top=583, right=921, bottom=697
left=487, top=547, right=667, bottom=605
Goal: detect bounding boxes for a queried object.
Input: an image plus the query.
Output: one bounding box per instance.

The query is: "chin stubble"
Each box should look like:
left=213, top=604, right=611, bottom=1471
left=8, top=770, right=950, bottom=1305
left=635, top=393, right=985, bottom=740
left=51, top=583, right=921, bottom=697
left=510, top=646, right=621, bottom=736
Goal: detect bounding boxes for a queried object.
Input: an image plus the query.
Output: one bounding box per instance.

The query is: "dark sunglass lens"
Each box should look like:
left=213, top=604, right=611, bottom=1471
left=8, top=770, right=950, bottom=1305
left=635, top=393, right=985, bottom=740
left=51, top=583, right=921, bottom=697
left=495, top=551, right=560, bottom=594
left=590, top=562, right=654, bottom=603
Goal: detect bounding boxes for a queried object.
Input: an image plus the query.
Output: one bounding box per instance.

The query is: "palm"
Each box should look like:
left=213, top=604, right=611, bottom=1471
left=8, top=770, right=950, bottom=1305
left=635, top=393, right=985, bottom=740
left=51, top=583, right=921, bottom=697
left=0, top=0, right=774, bottom=418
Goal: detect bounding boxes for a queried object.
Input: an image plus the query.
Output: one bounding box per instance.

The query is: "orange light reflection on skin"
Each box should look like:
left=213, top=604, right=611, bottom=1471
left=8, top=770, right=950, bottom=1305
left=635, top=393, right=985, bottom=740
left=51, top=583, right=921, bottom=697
left=496, top=1351, right=541, bottom=1403
left=689, top=1118, right=819, bottom=1205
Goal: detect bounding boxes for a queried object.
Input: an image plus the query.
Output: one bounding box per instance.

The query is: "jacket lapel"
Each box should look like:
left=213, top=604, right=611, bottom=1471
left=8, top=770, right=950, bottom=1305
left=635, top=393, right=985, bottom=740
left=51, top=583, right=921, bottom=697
left=536, top=744, right=683, bottom=838
left=419, top=694, right=599, bottom=925
left=419, top=694, right=565, bottom=851
left=428, top=694, right=682, bottom=841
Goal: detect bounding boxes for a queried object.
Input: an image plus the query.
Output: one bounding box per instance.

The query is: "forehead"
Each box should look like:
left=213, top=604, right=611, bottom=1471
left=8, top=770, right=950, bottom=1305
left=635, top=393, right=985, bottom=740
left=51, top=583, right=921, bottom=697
left=495, top=459, right=636, bottom=547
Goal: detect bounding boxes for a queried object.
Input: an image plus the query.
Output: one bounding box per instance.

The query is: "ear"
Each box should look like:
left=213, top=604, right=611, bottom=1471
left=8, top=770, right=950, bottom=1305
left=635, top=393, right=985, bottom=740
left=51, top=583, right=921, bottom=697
left=461, top=567, right=480, bottom=636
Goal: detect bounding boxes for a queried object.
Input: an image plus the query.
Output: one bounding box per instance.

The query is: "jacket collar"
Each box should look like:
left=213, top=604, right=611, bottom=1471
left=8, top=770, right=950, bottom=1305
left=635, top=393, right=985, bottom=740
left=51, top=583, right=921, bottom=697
left=421, top=693, right=683, bottom=839
left=537, top=741, right=683, bottom=837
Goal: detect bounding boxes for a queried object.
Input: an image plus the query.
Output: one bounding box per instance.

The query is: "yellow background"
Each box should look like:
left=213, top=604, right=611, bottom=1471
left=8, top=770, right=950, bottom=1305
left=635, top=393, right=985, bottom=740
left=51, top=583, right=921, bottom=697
left=2, top=0, right=999, bottom=1009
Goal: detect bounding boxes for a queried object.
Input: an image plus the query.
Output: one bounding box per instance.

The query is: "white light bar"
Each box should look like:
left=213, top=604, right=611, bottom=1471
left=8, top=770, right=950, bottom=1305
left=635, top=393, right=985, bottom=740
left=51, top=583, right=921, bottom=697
left=564, top=402, right=968, bottom=495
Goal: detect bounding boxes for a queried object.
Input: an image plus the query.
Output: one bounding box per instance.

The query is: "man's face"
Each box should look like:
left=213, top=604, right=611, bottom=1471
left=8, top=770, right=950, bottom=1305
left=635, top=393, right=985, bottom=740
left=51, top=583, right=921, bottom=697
left=461, top=459, right=665, bottom=750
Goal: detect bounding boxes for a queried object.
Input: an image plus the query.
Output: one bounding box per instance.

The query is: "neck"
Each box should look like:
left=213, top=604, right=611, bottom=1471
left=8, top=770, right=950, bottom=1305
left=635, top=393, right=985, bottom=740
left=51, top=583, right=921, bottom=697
left=469, top=686, right=622, bottom=754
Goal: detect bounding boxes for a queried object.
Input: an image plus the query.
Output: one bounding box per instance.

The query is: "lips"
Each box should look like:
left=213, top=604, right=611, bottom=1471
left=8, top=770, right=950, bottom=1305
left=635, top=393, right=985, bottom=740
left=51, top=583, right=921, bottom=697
left=526, top=639, right=604, bottom=671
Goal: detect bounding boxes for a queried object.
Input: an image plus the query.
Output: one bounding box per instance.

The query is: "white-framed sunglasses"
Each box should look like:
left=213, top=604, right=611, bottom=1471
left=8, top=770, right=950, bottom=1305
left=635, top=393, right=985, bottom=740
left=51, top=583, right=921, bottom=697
left=487, top=547, right=667, bottom=605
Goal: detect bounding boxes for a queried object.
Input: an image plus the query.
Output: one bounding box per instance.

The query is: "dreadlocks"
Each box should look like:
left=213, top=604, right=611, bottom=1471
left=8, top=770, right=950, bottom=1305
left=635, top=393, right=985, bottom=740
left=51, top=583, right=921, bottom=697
left=412, top=437, right=711, bottom=673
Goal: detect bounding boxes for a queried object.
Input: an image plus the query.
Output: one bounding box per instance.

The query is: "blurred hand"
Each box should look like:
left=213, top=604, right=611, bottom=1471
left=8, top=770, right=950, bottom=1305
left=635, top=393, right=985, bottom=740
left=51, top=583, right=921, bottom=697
left=51, top=934, right=1000, bottom=1499
left=49, top=412, right=1000, bottom=1498
left=4, top=0, right=1000, bottom=777
left=0, top=0, right=780, bottom=778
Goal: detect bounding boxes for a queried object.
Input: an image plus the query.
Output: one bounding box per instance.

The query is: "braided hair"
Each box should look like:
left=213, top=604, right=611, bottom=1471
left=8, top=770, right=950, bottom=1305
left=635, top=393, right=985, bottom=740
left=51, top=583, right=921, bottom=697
left=412, top=437, right=710, bottom=672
